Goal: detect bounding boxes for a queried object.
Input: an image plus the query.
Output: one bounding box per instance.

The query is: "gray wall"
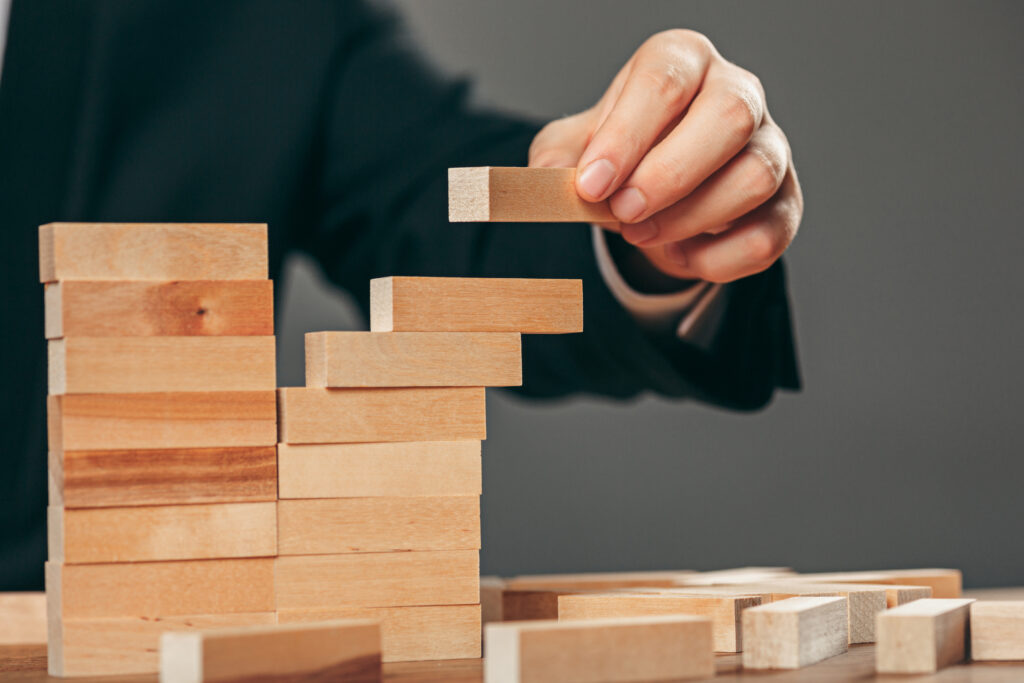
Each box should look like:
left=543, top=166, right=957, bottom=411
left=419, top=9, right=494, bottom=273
left=278, top=1, right=1024, bottom=587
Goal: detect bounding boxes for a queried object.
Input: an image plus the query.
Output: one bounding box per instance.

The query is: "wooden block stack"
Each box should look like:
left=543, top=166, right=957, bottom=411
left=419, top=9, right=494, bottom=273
left=41, top=223, right=279, bottom=677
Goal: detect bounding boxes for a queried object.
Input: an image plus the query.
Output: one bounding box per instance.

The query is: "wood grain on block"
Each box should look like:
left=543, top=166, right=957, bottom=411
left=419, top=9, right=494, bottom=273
left=159, top=620, right=381, bottom=683
left=971, top=601, right=1024, bottom=661
left=277, top=441, right=481, bottom=499
left=47, top=392, right=277, bottom=451
left=44, top=280, right=273, bottom=339
left=275, top=550, right=479, bottom=609
left=678, top=566, right=797, bottom=586
left=481, top=576, right=506, bottom=627
left=277, top=387, right=486, bottom=444
left=875, top=598, right=974, bottom=673
left=786, top=568, right=962, bottom=599
left=52, top=445, right=277, bottom=508
left=370, top=277, right=582, bottom=334
left=484, top=615, right=714, bottom=683
left=0, top=592, right=46, bottom=645
left=742, top=596, right=849, bottom=670
left=46, top=559, right=275, bottom=619
left=49, top=502, right=277, bottom=564
left=448, top=167, right=615, bottom=223
left=278, top=496, right=479, bottom=554
left=304, top=331, right=521, bottom=387
left=503, top=570, right=692, bottom=591
left=38, top=223, right=267, bottom=282
left=277, top=604, right=481, bottom=663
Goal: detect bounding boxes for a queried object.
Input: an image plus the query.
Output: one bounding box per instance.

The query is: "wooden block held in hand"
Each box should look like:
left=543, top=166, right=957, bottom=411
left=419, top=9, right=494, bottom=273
left=875, top=598, right=974, bottom=673
left=370, top=277, right=582, bottom=334
left=448, top=167, right=614, bottom=223
left=742, top=596, right=848, bottom=670
left=971, top=601, right=1024, bottom=661
left=0, top=592, right=46, bottom=645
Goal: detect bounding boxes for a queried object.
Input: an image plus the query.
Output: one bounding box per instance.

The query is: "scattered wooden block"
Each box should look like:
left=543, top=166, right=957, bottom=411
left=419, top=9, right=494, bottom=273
left=304, top=331, right=521, bottom=387
left=44, top=280, right=273, bottom=338
left=277, top=441, right=481, bottom=499
left=278, top=496, right=479, bottom=554
left=370, top=277, right=582, bottom=334
left=484, top=615, right=714, bottom=683
left=679, top=566, right=797, bottom=586
left=875, top=598, right=974, bottom=673
left=47, top=391, right=278, bottom=451
left=502, top=589, right=578, bottom=622
left=786, top=568, right=962, bottom=599
left=48, top=336, right=276, bottom=394
left=159, top=619, right=381, bottom=683
left=448, top=167, right=614, bottom=223
left=503, top=570, right=692, bottom=591
left=277, top=387, right=486, bottom=444
left=49, top=502, right=277, bottom=564
left=971, top=601, right=1024, bottom=661
left=481, top=577, right=506, bottom=628
left=0, top=592, right=47, bottom=645
left=742, top=596, right=849, bottom=669
left=38, top=223, right=268, bottom=282
left=275, top=550, right=479, bottom=609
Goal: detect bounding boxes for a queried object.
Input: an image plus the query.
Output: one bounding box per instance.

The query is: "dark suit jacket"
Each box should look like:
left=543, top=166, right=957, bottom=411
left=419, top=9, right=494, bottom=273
left=0, top=0, right=799, bottom=589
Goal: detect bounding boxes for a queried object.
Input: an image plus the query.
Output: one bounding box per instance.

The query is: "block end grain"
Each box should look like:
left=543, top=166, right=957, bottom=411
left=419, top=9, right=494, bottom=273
left=369, top=278, right=394, bottom=332
left=448, top=167, right=491, bottom=222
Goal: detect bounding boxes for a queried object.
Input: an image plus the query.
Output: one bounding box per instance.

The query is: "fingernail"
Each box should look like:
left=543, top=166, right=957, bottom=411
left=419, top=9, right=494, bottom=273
left=621, top=219, right=659, bottom=245
left=610, top=187, right=648, bottom=222
left=665, top=242, right=689, bottom=268
left=578, top=159, right=617, bottom=199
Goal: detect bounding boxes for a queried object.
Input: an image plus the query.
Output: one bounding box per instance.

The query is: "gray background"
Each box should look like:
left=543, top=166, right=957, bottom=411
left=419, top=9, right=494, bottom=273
left=277, top=1, right=1024, bottom=587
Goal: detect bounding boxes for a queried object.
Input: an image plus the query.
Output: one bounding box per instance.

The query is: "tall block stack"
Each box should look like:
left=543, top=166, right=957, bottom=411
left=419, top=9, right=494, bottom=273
left=41, top=223, right=279, bottom=676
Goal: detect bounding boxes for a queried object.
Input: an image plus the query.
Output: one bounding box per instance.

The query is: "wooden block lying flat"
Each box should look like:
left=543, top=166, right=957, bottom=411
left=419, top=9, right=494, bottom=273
left=502, top=589, right=578, bottom=622
left=278, top=604, right=481, bottom=662
left=304, top=331, right=521, bottom=387
left=679, top=566, right=797, bottom=586
left=875, top=598, right=974, bottom=673
left=48, top=391, right=278, bottom=451
left=49, top=502, right=277, bottom=563
left=971, top=601, right=1024, bottom=660
left=484, top=615, right=714, bottom=683
left=44, top=280, right=273, bottom=339
left=742, top=596, right=849, bottom=670
left=275, top=550, right=479, bottom=609
left=0, top=592, right=46, bottom=645
left=788, top=568, right=962, bottom=599
left=448, top=167, right=615, bottom=223
left=503, top=570, right=692, bottom=591
left=277, top=387, right=486, bottom=444
left=277, top=441, right=481, bottom=499
left=38, top=223, right=268, bottom=282
left=160, top=620, right=381, bottom=683
left=278, top=496, right=479, bottom=554
left=370, top=277, right=582, bottom=334
left=481, top=577, right=506, bottom=627
left=52, top=445, right=277, bottom=508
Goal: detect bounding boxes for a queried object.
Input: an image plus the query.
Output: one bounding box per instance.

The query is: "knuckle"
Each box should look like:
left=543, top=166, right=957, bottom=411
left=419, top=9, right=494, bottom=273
left=744, top=225, right=785, bottom=264
left=641, top=156, right=690, bottom=199
left=719, top=90, right=760, bottom=143
left=744, top=151, right=785, bottom=203
left=636, top=65, right=691, bottom=111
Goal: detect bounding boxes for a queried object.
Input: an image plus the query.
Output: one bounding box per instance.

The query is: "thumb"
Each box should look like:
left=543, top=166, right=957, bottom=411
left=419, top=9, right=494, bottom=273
left=528, top=110, right=595, bottom=169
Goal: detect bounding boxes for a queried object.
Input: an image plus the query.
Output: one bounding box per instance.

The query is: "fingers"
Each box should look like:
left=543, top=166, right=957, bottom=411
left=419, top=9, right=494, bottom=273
left=528, top=110, right=596, bottom=168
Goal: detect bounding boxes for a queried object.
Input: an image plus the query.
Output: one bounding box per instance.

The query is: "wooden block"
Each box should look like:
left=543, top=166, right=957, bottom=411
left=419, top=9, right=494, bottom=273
left=679, top=566, right=797, bottom=586
left=49, top=337, right=276, bottom=394
left=52, top=445, right=277, bottom=508
left=48, top=391, right=278, bottom=451
left=49, top=502, right=277, bottom=563
left=278, top=604, right=481, bottom=662
left=786, top=568, right=962, bottom=599
left=159, top=620, right=381, bottom=683
left=38, top=223, right=268, bottom=282
left=448, top=167, right=614, bottom=223
left=277, top=387, right=486, bottom=444
left=875, top=598, right=974, bottom=673
left=481, top=577, right=506, bottom=627
left=46, top=559, right=275, bottom=619
left=277, top=496, right=479, bottom=554
left=370, top=277, right=582, bottom=334
left=503, top=570, right=692, bottom=591
left=304, top=331, right=521, bottom=387
left=742, top=596, right=849, bottom=669
left=277, top=441, right=481, bottom=499
left=484, top=615, right=714, bottom=683
left=44, top=280, right=273, bottom=339
left=0, top=592, right=46, bottom=645
left=971, top=601, right=1024, bottom=661
left=275, top=550, right=479, bottom=609
left=502, top=589, right=574, bottom=622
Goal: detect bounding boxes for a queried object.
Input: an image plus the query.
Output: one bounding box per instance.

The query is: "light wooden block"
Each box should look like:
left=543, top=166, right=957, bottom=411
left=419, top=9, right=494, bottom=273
left=370, top=277, right=582, bottom=334
left=278, top=496, right=479, bottom=554
left=971, top=601, right=1024, bottom=661
left=304, top=331, right=521, bottom=387
left=742, top=596, right=849, bottom=669
left=481, top=576, right=506, bottom=627
left=49, top=502, right=277, bottom=563
left=679, top=566, right=797, bottom=586
left=275, top=550, right=479, bottom=609
left=503, top=570, right=692, bottom=591
left=277, top=387, right=486, bottom=444
left=875, top=598, right=974, bottom=673
left=159, top=620, right=381, bottom=683
left=277, top=441, right=481, bottom=499
left=49, top=337, right=276, bottom=394
left=38, top=223, right=268, bottom=282
left=448, top=167, right=615, bottom=223
left=47, top=391, right=278, bottom=451
left=484, top=615, right=714, bottom=683
left=278, top=604, right=481, bottom=662
left=502, top=589, right=579, bottom=622
left=787, top=568, right=962, bottom=599
left=0, top=592, right=46, bottom=645
left=44, top=280, right=273, bottom=339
